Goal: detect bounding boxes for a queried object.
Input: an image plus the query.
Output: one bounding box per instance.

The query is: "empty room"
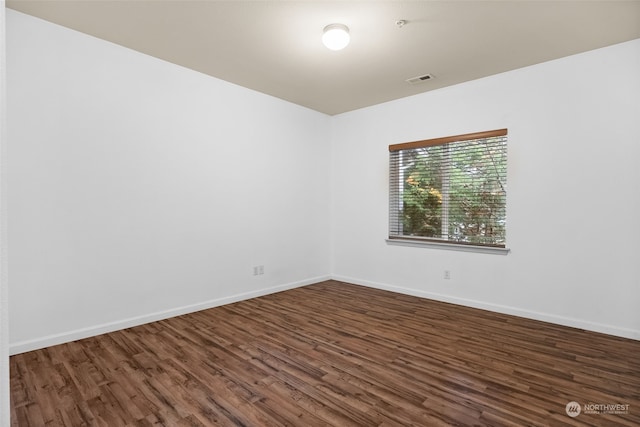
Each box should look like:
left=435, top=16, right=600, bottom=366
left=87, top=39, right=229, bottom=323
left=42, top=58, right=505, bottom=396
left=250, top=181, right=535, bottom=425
left=1, top=1, right=639, bottom=426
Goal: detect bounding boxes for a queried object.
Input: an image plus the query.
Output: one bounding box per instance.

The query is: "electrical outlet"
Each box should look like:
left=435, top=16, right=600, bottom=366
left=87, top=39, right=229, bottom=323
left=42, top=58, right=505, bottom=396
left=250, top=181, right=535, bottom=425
left=253, top=265, right=265, bottom=276
left=444, top=270, right=451, bottom=280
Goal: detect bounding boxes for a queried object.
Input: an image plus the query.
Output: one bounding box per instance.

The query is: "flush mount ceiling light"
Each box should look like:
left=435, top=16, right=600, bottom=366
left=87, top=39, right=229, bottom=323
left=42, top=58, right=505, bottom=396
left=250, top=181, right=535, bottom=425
left=322, top=23, right=350, bottom=51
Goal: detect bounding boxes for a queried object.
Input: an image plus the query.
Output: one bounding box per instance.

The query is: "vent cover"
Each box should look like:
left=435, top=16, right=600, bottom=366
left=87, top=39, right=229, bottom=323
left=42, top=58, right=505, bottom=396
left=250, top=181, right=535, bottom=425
left=406, top=74, right=434, bottom=85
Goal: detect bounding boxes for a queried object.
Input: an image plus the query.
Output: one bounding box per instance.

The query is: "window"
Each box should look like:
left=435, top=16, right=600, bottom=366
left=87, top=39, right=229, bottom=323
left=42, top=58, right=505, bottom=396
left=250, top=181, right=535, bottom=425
left=389, top=129, right=507, bottom=249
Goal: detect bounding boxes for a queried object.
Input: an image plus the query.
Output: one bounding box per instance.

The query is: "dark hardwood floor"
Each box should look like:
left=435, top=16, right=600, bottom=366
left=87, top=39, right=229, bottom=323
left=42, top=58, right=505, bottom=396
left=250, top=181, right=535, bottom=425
left=10, top=280, right=640, bottom=426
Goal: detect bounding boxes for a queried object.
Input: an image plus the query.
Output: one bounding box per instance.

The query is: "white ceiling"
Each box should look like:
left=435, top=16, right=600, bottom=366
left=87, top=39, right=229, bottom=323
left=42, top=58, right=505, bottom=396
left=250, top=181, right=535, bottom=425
left=7, top=1, right=640, bottom=115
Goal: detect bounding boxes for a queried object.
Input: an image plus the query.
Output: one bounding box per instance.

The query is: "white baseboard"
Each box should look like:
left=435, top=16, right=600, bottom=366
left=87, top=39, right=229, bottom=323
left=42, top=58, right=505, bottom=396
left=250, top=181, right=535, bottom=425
left=9, top=275, right=331, bottom=355
left=331, top=275, right=640, bottom=341
left=11, top=273, right=637, bottom=355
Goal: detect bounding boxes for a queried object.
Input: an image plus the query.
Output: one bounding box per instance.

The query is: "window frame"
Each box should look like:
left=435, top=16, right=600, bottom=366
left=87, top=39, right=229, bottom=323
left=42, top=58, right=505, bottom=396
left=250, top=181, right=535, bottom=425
left=388, top=129, right=510, bottom=254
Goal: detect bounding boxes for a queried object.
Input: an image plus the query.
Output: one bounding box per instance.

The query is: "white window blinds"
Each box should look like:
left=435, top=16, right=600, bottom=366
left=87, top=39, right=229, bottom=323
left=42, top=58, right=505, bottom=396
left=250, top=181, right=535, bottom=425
left=389, top=129, right=508, bottom=248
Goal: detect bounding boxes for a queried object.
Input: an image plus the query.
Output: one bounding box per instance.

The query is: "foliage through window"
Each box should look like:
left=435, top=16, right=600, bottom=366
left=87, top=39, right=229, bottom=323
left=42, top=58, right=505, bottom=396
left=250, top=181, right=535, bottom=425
left=389, top=129, right=507, bottom=248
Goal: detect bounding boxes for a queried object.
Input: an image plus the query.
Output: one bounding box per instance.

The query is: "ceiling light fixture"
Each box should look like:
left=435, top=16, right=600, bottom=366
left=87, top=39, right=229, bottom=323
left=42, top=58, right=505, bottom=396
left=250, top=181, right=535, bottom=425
left=322, top=23, right=350, bottom=51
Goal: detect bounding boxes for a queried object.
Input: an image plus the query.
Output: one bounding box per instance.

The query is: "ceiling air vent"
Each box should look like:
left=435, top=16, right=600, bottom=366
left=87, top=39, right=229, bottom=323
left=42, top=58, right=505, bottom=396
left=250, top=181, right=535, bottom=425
left=406, top=74, right=434, bottom=85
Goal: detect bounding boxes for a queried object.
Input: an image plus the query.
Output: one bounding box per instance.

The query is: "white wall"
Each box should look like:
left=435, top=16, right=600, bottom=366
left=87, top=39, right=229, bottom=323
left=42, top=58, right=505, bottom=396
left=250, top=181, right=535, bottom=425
left=7, top=10, right=331, bottom=353
left=6, top=8, right=639, bottom=357
left=1, top=2, right=10, bottom=425
left=330, top=38, right=640, bottom=339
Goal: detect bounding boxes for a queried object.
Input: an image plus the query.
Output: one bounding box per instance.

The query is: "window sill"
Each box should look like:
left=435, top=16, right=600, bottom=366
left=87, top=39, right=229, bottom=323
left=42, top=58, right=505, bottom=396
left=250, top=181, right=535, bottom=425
left=386, top=238, right=510, bottom=255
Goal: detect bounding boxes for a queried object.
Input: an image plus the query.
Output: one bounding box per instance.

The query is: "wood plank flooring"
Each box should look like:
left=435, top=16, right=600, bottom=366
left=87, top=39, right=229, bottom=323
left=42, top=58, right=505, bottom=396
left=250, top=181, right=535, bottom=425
left=10, top=280, right=640, bottom=426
